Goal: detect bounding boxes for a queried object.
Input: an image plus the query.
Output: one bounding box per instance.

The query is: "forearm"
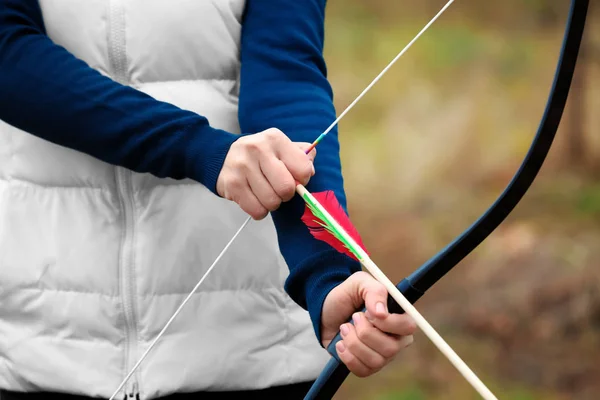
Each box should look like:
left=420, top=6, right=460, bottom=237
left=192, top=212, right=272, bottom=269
left=0, top=0, right=239, bottom=192
left=239, top=0, right=361, bottom=343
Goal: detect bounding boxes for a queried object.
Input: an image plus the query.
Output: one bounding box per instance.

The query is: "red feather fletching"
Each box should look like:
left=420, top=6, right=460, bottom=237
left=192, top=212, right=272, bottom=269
left=301, top=190, right=369, bottom=261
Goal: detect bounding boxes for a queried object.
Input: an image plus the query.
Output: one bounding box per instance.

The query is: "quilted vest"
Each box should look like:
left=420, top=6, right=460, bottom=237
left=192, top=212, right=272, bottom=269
left=0, top=1, right=330, bottom=398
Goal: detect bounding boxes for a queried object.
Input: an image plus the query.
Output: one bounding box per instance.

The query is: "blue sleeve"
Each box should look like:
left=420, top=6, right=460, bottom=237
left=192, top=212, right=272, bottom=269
left=0, top=0, right=239, bottom=193
left=239, top=0, right=362, bottom=343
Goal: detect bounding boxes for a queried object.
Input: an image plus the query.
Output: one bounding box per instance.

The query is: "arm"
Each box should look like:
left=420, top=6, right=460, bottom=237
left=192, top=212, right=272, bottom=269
left=0, top=0, right=239, bottom=192
left=238, top=0, right=362, bottom=343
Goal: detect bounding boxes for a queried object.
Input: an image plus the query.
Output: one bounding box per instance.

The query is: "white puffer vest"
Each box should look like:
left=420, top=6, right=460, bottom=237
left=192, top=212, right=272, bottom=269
left=0, top=1, right=330, bottom=398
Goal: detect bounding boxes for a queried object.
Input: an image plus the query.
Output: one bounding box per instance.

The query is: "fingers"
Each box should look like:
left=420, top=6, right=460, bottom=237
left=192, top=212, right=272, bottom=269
left=247, top=162, right=285, bottom=213
left=356, top=274, right=418, bottom=336
left=271, top=132, right=314, bottom=185
left=336, top=337, right=375, bottom=378
left=236, top=179, right=269, bottom=220
left=327, top=272, right=418, bottom=378
left=259, top=156, right=296, bottom=202
left=296, top=142, right=317, bottom=164
left=215, top=128, right=316, bottom=219
left=338, top=312, right=415, bottom=377
left=353, top=312, right=406, bottom=359
left=365, top=310, right=418, bottom=337
left=337, top=315, right=387, bottom=376
left=357, top=274, right=418, bottom=339
left=359, top=275, right=390, bottom=320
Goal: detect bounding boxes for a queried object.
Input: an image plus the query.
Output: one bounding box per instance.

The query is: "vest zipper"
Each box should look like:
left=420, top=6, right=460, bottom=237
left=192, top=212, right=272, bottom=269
left=116, top=167, right=140, bottom=399
left=107, top=0, right=141, bottom=398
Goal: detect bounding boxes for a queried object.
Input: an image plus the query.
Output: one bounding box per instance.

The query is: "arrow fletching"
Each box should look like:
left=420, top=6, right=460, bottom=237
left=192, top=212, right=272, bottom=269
left=300, top=189, right=369, bottom=261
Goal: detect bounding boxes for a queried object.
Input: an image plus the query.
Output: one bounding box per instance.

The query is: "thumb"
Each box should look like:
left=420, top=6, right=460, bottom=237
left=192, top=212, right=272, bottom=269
left=358, top=274, right=389, bottom=320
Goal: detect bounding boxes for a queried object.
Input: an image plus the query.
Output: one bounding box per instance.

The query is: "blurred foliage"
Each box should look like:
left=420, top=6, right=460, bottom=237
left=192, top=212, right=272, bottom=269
left=321, top=1, right=600, bottom=399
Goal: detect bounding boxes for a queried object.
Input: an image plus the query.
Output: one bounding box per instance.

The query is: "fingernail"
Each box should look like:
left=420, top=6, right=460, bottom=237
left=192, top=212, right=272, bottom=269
left=352, top=313, right=361, bottom=324
left=376, top=302, right=386, bottom=315
left=337, top=341, right=346, bottom=353
left=311, top=164, right=315, bottom=175
left=340, top=324, right=349, bottom=336
left=365, top=310, right=374, bottom=322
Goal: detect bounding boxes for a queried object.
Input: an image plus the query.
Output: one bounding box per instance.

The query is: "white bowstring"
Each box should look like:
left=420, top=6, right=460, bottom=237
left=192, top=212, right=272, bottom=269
left=109, top=1, right=454, bottom=398
left=319, top=0, right=455, bottom=138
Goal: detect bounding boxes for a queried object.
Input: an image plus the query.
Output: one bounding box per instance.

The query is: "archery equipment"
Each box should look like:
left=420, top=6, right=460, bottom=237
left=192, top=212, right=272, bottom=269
left=297, top=183, right=497, bottom=399
left=304, top=0, right=589, bottom=398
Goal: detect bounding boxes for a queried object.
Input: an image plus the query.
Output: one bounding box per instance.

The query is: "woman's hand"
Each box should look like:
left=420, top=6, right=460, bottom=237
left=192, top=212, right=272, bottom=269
left=321, top=271, right=417, bottom=378
left=216, top=128, right=316, bottom=220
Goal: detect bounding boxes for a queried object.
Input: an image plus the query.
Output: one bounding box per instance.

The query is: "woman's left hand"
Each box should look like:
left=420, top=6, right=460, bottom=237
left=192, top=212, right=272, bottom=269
left=320, top=271, right=417, bottom=377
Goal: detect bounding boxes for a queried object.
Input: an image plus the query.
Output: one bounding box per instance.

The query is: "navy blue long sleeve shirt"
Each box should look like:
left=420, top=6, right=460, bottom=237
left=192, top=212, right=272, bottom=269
left=0, top=0, right=362, bottom=343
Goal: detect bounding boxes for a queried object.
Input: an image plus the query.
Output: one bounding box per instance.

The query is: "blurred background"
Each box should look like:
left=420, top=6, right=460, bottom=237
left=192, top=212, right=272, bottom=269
left=322, top=1, right=600, bottom=399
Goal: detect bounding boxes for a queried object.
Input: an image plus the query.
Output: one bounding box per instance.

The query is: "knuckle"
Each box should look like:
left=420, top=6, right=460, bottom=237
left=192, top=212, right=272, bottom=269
left=244, top=140, right=262, bottom=153
left=297, top=164, right=313, bottom=184
left=230, top=156, right=249, bottom=172
left=354, top=369, right=369, bottom=378
left=405, top=318, right=417, bottom=334
left=355, top=326, right=373, bottom=343
left=372, top=357, right=386, bottom=371
left=303, top=161, right=313, bottom=176
left=230, top=191, right=241, bottom=204
left=249, top=209, right=268, bottom=221
left=276, top=179, right=296, bottom=200
left=364, top=352, right=386, bottom=371
left=344, top=336, right=359, bottom=353
left=220, top=179, right=234, bottom=198
left=240, top=203, right=253, bottom=217
left=229, top=139, right=244, bottom=154
left=352, top=271, right=370, bottom=283
left=264, top=194, right=282, bottom=211
left=219, top=177, right=233, bottom=198
left=375, top=284, right=388, bottom=297
left=265, top=128, right=284, bottom=142
left=242, top=199, right=267, bottom=220
left=338, top=346, right=353, bottom=364
left=344, top=358, right=368, bottom=378
left=381, top=341, right=401, bottom=359
left=235, top=136, right=251, bottom=149
left=228, top=176, right=244, bottom=192
left=241, top=136, right=266, bottom=155
left=251, top=207, right=268, bottom=220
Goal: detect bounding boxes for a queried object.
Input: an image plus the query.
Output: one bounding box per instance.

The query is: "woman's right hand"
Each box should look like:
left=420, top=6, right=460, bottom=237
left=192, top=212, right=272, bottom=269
left=216, top=128, right=316, bottom=220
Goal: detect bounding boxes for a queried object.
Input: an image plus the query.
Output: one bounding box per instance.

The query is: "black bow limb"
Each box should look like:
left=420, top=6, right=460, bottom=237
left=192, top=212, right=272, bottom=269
left=304, top=0, right=589, bottom=398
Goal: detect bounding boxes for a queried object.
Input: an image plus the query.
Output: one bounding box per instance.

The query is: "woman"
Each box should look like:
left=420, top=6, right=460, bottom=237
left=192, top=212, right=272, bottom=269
left=0, top=0, right=416, bottom=399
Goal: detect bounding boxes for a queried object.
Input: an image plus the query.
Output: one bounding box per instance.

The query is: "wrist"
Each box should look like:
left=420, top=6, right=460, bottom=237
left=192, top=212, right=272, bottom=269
left=285, top=250, right=361, bottom=345
left=188, top=126, right=243, bottom=194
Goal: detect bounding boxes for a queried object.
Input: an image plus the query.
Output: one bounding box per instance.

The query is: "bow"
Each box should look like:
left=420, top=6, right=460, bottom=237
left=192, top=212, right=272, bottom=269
left=109, top=1, right=589, bottom=399
left=304, top=0, right=589, bottom=398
